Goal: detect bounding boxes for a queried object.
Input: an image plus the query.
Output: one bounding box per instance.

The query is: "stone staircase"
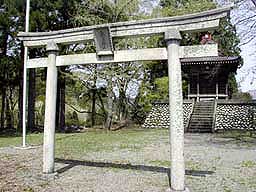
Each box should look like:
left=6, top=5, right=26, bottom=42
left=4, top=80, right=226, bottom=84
left=187, top=101, right=215, bottom=133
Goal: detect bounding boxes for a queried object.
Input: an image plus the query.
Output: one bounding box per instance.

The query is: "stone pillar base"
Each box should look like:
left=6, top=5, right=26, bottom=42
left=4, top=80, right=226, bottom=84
left=14, top=145, right=40, bottom=150
left=166, top=187, right=190, bottom=192
left=42, top=172, right=58, bottom=180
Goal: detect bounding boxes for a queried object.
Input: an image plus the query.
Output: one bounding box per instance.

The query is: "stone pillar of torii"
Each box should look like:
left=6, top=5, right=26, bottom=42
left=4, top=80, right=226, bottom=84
left=18, top=6, right=232, bottom=192
left=43, top=41, right=59, bottom=173
left=165, top=30, right=187, bottom=191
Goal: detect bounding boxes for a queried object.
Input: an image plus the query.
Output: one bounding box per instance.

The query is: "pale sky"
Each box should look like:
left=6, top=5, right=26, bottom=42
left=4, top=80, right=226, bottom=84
left=230, top=0, right=256, bottom=92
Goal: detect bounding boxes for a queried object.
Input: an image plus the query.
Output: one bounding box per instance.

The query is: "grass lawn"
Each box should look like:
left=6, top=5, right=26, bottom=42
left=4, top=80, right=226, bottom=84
left=0, top=128, right=169, bottom=159
left=1, top=128, right=256, bottom=192
left=0, top=133, right=44, bottom=148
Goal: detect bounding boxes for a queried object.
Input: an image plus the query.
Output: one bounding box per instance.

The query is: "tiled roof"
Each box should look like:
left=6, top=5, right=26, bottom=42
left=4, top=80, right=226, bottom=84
left=181, top=56, right=241, bottom=65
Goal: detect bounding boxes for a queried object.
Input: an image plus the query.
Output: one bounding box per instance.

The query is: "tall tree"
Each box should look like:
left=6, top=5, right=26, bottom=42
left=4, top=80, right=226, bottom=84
left=0, top=0, right=24, bottom=130
left=135, top=0, right=242, bottom=121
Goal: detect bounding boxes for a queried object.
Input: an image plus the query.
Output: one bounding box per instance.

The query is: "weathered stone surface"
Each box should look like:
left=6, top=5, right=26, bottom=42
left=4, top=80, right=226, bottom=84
left=43, top=41, right=59, bottom=174
left=215, top=101, right=256, bottom=130
left=143, top=101, right=256, bottom=131
left=26, top=44, right=218, bottom=68
left=18, top=6, right=231, bottom=47
left=142, top=102, right=193, bottom=129
left=166, top=30, right=185, bottom=191
left=166, top=187, right=190, bottom=192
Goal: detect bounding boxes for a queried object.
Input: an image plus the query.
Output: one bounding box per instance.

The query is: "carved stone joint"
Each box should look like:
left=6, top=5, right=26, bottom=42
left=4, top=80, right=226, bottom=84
left=46, top=41, right=59, bottom=53
left=166, top=187, right=190, bottom=192
left=165, top=30, right=182, bottom=42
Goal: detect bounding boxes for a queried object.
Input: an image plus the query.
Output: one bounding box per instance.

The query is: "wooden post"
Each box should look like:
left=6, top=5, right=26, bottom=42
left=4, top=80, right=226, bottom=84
left=216, top=82, right=219, bottom=100
left=225, top=83, right=228, bottom=100
left=165, top=30, right=189, bottom=192
left=43, top=41, right=59, bottom=174
left=197, top=74, right=200, bottom=102
left=188, top=82, right=190, bottom=100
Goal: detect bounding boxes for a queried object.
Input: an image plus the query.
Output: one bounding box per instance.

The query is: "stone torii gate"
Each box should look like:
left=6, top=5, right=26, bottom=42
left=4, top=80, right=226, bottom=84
left=18, top=6, right=231, bottom=192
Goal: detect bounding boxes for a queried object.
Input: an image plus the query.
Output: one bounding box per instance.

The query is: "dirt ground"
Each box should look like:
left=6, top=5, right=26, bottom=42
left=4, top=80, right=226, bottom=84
left=0, top=132, right=256, bottom=192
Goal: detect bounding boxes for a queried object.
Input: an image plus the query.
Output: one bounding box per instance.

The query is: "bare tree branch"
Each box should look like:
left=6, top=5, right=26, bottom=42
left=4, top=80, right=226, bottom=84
left=235, top=14, right=256, bottom=25
left=65, top=103, right=105, bottom=117
left=251, top=0, right=256, bottom=7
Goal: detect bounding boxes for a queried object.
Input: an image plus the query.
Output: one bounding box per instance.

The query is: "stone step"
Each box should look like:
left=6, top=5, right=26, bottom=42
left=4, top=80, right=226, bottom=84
left=189, top=124, right=212, bottom=128
left=194, top=104, right=213, bottom=106
left=191, top=120, right=212, bottom=122
left=192, top=109, right=213, bottom=112
left=191, top=115, right=213, bottom=118
left=194, top=107, right=213, bottom=111
left=190, top=121, right=212, bottom=124
left=196, top=101, right=214, bottom=104
left=190, top=118, right=212, bottom=123
left=193, top=109, right=213, bottom=112
left=190, top=118, right=212, bottom=121
left=189, top=125, right=212, bottom=128
left=187, top=101, right=215, bottom=133
left=190, top=115, right=213, bottom=118
left=191, top=115, right=212, bottom=118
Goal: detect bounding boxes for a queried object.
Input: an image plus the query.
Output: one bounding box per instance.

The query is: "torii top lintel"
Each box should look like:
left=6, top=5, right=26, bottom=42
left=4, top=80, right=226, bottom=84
left=18, top=6, right=232, bottom=48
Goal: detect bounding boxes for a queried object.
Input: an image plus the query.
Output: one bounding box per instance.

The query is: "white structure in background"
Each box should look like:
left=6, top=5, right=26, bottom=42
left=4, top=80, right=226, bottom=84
left=22, top=0, right=30, bottom=147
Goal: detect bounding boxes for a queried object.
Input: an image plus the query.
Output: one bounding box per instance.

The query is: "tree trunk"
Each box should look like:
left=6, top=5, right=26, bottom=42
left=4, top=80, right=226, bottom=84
left=1, top=87, right=6, bottom=129
left=9, top=86, right=16, bottom=128
left=251, top=0, right=256, bottom=7
left=118, top=85, right=129, bottom=122
left=105, top=78, right=113, bottom=130
left=91, top=67, right=97, bottom=127
left=56, top=67, right=66, bottom=132
left=59, top=68, right=66, bottom=131
left=28, top=68, right=36, bottom=132
left=5, top=93, right=13, bottom=129
left=1, top=32, right=8, bottom=130
left=56, top=73, right=60, bottom=130
left=97, top=91, right=107, bottom=118
left=91, top=89, right=96, bottom=127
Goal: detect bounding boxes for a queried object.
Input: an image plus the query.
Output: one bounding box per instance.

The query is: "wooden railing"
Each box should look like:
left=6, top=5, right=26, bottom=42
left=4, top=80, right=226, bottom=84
left=212, top=99, right=217, bottom=133
left=185, top=99, right=195, bottom=132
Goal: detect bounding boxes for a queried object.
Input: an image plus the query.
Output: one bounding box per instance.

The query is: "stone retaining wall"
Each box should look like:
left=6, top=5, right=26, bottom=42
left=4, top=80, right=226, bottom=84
left=215, top=101, right=256, bottom=131
left=143, top=100, right=256, bottom=131
left=142, top=100, right=193, bottom=129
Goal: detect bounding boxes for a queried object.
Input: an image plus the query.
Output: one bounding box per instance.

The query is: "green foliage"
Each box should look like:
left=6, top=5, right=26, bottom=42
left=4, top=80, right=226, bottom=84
left=213, top=18, right=241, bottom=56
left=228, top=73, right=239, bottom=96
left=149, top=0, right=242, bottom=102
left=154, top=77, right=169, bottom=100
left=66, top=111, right=80, bottom=127
left=0, top=0, right=25, bottom=130
left=232, top=92, right=252, bottom=101
left=71, top=0, right=141, bottom=26
left=241, top=160, right=256, bottom=168
left=144, top=76, right=188, bottom=102
left=158, top=0, right=216, bottom=17
left=0, top=0, right=244, bottom=129
left=133, top=72, right=188, bottom=123
left=212, top=18, right=241, bottom=95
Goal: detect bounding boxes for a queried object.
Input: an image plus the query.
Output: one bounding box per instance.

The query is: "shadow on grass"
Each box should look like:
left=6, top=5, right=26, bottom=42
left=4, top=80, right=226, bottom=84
left=55, top=158, right=214, bottom=179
